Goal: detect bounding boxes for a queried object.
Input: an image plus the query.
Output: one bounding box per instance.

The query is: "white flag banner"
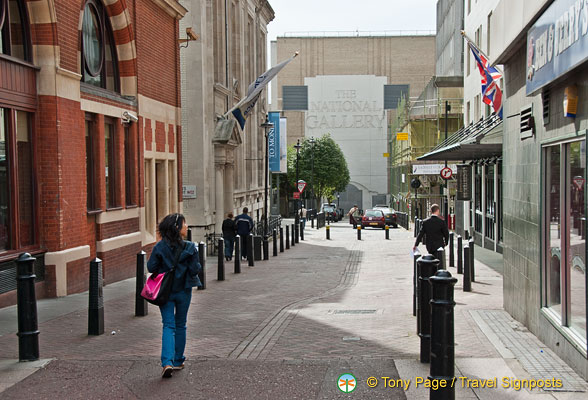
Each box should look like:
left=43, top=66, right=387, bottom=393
left=228, top=52, right=298, bottom=130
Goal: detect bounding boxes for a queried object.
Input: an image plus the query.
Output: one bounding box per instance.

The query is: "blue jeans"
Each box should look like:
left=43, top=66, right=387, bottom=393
left=159, top=288, right=192, bottom=367
left=224, top=237, right=235, bottom=258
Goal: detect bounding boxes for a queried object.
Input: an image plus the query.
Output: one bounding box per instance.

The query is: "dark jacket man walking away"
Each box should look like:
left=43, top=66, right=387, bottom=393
left=235, top=207, right=254, bottom=260
left=413, top=204, right=449, bottom=261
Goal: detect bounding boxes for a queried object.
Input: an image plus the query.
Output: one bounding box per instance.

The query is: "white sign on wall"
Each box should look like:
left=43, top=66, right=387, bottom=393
left=183, top=185, right=196, bottom=199
left=412, top=164, right=457, bottom=175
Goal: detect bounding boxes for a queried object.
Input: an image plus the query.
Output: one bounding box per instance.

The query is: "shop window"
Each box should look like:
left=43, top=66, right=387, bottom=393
left=105, top=118, right=117, bottom=208
left=0, top=107, right=36, bottom=252
left=484, top=164, right=495, bottom=240
left=474, top=164, right=482, bottom=233
left=124, top=125, right=134, bottom=206
left=85, top=114, right=97, bottom=211
left=0, top=0, right=31, bottom=61
left=543, top=140, right=586, bottom=345
left=81, top=0, right=119, bottom=92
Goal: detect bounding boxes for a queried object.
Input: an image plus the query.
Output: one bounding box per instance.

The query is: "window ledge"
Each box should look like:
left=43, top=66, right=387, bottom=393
left=125, top=204, right=138, bottom=209
left=0, top=248, right=46, bottom=264
left=81, top=83, right=137, bottom=107
left=106, top=206, right=123, bottom=212
left=87, top=209, right=103, bottom=216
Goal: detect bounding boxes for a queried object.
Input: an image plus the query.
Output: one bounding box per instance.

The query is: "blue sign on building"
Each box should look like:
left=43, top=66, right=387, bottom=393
left=268, top=111, right=281, bottom=172
left=527, top=0, right=588, bottom=95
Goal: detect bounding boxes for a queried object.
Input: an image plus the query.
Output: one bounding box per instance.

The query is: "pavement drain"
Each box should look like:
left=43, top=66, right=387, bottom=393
left=472, top=309, right=588, bottom=392
left=342, top=336, right=361, bottom=341
left=329, top=310, right=378, bottom=315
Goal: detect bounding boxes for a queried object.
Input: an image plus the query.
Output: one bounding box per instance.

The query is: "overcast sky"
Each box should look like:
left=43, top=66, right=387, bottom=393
left=266, top=0, right=438, bottom=41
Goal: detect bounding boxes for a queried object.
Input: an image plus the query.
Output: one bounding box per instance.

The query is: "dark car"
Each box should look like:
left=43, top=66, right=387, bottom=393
left=321, top=203, right=339, bottom=221
left=361, top=209, right=386, bottom=229
left=373, top=205, right=398, bottom=228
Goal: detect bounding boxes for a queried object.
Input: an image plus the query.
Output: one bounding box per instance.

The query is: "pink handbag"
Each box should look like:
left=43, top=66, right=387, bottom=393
left=141, top=270, right=174, bottom=306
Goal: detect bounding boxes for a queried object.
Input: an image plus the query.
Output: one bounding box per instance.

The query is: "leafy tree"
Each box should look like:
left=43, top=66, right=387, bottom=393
left=286, top=134, right=350, bottom=207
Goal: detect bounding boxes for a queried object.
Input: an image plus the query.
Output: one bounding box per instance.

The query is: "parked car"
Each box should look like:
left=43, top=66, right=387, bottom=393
left=373, top=205, right=398, bottom=228
left=361, top=209, right=386, bottom=229
left=320, top=203, right=339, bottom=221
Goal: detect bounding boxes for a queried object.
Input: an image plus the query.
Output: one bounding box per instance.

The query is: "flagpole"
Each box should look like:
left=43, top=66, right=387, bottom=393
left=222, top=51, right=300, bottom=119
left=460, top=30, right=503, bottom=73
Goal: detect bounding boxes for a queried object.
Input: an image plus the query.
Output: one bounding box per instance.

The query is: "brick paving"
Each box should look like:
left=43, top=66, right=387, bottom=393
left=0, top=221, right=585, bottom=399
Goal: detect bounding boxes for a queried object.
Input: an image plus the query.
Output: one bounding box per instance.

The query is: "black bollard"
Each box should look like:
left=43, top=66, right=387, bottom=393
left=234, top=235, right=241, bottom=274
left=429, top=270, right=457, bottom=400
left=469, top=238, right=475, bottom=282
left=414, top=217, right=418, bottom=237
left=16, top=253, right=40, bottom=360
left=294, top=223, right=299, bottom=244
left=582, top=218, right=586, bottom=240
left=457, top=235, right=463, bottom=274
left=263, top=236, right=269, bottom=260
left=273, top=230, right=278, bottom=257
left=463, top=245, right=471, bottom=292
left=279, top=227, right=284, bottom=252
left=464, top=230, right=470, bottom=240
left=437, top=247, right=445, bottom=270
left=135, top=251, right=148, bottom=317
left=217, top=238, right=225, bottom=281
left=247, top=234, right=255, bottom=266
left=254, top=235, right=262, bottom=260
left=417, top=255, right=439, bottom=363
left=413, top=248, right=421, bottom=317
left=198, top=242, right=207, bottom=290
left=187, top=228, right=192, bottom=242
left=300, top=222, right=304, bottom=241
left=311, top=217, right=314, bottom=228
left=291, top=224, right=296, bottom=247
left=286, top=225, right=290, bottom=249
left=88, top=257, right=104, bottom=336
left=449, top=232, right=454, bottom=268
left=357, top=225, right=361, bottom=240
left=326, top=225, right=330, bottom=240
left=385, top=225, right=390, bottom=240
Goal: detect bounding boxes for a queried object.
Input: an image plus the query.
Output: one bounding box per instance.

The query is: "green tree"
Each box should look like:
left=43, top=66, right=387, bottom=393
left=287, top=134, right=350, bottom=207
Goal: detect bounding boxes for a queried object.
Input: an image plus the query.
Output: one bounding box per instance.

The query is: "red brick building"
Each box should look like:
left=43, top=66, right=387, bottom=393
left=0, top=0, right=186, bottom=306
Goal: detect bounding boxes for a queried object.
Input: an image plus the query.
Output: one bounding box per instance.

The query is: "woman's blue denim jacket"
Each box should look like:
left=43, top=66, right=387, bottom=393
left=147, top=239, right=202, bottom=292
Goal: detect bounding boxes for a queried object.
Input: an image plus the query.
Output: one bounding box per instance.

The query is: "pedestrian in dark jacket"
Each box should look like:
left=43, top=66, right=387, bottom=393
left=413, top=204, right=449, bottom=261
left=222, top=212, right=236, bottom=261
left=147, top=213, right=202, bottom=378
left=235, top=207, right=254, bottom=259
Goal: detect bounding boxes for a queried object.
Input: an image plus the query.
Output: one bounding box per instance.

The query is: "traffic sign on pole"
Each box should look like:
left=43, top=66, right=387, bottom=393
left=440, top=167, right=453, bottom=180
left=297, top=180, right=307, bottom=193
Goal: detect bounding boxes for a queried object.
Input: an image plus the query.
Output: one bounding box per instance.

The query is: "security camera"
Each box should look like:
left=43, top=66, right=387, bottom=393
left=122, top=111, right=138, bottom=123
left=186, top=27, right=199, bottom=41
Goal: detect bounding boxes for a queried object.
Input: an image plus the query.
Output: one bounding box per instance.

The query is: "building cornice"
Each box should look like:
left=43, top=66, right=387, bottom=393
left=257, top=0, right=275, bottom=24
left=150, top=0, right=188, bottom=20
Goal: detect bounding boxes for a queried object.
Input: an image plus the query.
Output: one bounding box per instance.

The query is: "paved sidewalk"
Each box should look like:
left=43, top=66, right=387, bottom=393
left=0, top=221, right=585, bottom=399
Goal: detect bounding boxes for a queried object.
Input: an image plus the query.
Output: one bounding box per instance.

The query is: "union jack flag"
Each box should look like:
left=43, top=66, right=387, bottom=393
left=468, top=42, right=503, bottom=119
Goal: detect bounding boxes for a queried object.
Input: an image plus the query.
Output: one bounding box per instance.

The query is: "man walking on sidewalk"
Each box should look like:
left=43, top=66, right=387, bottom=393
left=235, top=207, right=254, bottom=260
left=413, top=203, right=449, bottom=261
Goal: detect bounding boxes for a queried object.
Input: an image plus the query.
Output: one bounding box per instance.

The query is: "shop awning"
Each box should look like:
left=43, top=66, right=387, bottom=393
left=417, top=114, right=503, bottom=162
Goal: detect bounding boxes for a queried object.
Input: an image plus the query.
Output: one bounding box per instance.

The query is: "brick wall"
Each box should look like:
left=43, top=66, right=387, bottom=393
left=66, top=257, right=92, bottom=295
left=98, top=242, right=142, bottom=284
left=97, top=218, right=140, bottom=241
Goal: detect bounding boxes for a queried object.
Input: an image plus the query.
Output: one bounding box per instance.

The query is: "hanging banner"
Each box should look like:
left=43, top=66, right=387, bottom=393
left=268, top=112, right=280, bottom=172
left=457, top=164, right=472, bottom=201
left=279, top=117, right=288, bottom=173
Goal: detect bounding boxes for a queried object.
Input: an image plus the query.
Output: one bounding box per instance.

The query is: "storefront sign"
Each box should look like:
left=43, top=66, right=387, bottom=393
left=268, top=111, right=280, bottom=172
left=526, top=0, right=588, bottom=95
left=457, top=165, right=471, bottom=201
left=412, top=164, right=457, bottom=175
left=279, top=117, right=287, bottom=173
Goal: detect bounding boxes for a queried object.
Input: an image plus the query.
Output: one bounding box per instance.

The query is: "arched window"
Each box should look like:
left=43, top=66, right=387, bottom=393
left=0, top=0, right=31, bottom=61
left=81, top=0, right=119, bottom=92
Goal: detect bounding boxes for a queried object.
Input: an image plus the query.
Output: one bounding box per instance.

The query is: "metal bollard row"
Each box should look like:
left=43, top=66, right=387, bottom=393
left=273, top=229, right=278, bottom=257
left=135, top=251, right=148, bottom=317
left=263, top=235, right=269, bottom=261
left=412, top=248, right=421, bottom=317
left=300, top=222, right=304, bottom=241
left=385, top=225, right=390, bottom=240
left=326, top=225, right=331, bottom=240
left=469, top=238, right=475, bottom=282
left=417, top=255, right=439, bottom=363
left=286, top=225, right=290, bottom=249
left=198, top=242, right=207, bottom=289
left=449, top=232, right=454, bottom=267
left=457, top=235, right=463, bottom=274
left=88, top=257, right=104, bottom=336
left=16, top=253, right=40, bottom=360
left=279, top=227, right=284, bottom=252
left=463, top=245, right=471, bottom=292
left=247, top=234, right=254, bottom=266
left=217, top=238, right=225, bottom=280
left=357, top=226, right=361, bottom=240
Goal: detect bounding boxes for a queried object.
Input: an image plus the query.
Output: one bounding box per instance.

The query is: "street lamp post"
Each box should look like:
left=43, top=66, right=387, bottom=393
left=294, top=139, right=302, bottom=226
left=261, top=115, right=274, bottom=239
left=309, top=137, right=315, bottom=211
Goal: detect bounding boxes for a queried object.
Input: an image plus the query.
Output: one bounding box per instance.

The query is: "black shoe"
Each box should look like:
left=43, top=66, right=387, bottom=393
left=161, top=365, right=173, bottom=378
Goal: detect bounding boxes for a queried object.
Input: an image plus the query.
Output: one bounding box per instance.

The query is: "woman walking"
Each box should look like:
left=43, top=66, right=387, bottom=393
left=147, top=213, right=202, bottom=378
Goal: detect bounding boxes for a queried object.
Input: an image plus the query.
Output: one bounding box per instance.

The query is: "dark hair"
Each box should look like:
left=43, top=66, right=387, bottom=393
left=430, top=204, right=440, bottom=214
left=158, top=213, right=185, bottom=246
left=243, top=207, right=249, bottom=214
left=227, top=212, right=234, bottom=218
